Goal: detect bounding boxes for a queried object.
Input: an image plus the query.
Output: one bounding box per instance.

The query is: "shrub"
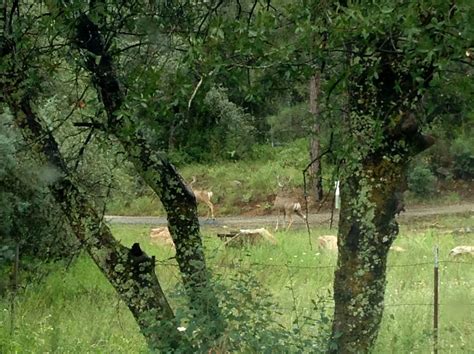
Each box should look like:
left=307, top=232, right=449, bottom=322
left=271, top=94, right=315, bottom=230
left=451, top=137, right=474, bottom=180
left=407, top=163, right=437, bottom=197
left=204, top=86, right=257, bottom=160
left=156, top=267, right=328, bottom=353
left=0, top=113, right=73, bottom=264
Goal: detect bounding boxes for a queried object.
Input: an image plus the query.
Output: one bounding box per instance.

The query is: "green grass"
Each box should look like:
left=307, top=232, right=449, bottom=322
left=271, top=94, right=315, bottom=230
left=105, top=139, right=325, bottom=217
left=104, top=138, right=473, bottom=217
left=1, top=214, right=473, bottom=352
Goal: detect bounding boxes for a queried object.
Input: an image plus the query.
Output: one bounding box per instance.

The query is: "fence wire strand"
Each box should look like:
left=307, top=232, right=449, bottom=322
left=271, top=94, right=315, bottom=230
left=155, top=259, right=472, bottom=270
left=154, top=256, right=473, bottom=311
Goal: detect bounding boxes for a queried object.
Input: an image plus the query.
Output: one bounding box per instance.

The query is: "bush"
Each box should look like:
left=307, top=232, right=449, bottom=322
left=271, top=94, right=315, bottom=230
left=451, top=137, right=474, bottom=180
left=407, top=163, right=437, bottom=197
left=157, top=267, right=328, bottom=353
left=0, top=113, right=73, bottom=264
left=204, top=86, right=257, bottom=160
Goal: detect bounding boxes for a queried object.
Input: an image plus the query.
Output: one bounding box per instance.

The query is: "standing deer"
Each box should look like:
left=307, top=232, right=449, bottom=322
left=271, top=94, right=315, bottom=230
left=189, top=176, right=215, bottom=219
left=273, top=176, right=306, bottom=231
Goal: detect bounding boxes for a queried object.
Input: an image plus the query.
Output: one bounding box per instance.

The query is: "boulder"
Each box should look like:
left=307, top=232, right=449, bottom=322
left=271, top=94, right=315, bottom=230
left=223, top=228, right=277, bottom=247
left=318, top=235, right=338, bottom=251
left=150, top=227, right=174, bottom=247
left=449, top=245, right=474, bottom=257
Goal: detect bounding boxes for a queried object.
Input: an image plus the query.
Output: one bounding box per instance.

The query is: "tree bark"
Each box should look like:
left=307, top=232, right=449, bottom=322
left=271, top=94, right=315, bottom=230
left=2, top=12, right=178, bottom=348
left=330, top=111, right=434, bottom=352
left=331, top=161, right=405, bottom=352
left=329, top=93, right=435, bottom=354
left=6, top=96, right=180, bottom=350
left=325, top=1, right=455, bottom=349
left=308, top=73, right=323, bottom=201
left=72, top=13, right=223, bottom=329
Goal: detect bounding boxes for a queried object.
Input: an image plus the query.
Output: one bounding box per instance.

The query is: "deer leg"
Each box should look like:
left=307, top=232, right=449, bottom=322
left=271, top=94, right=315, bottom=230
left=286, top=214, right=294, bottom=231
left=208, top=201, right=215, bottom=219
left=282, top=210, right=288, bottom=231
left=296, top=210, right=306, bottom=221
left=204, top=203, right=210, bottom=219
left=203, top=201, right=214, bottom=219
left=275, top=212, right=280, bottom=232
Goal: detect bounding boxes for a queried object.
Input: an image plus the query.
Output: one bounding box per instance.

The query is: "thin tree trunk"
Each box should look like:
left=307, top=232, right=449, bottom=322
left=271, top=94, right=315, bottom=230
left=5, top=4, right=185, bottom=346
left=72, top=14, right=223, bottom=329
left=2, top=7, right=182, bottom=346
left=7, top=97, right=180, bottom=350
left=309, top=73, right=323, bottom=201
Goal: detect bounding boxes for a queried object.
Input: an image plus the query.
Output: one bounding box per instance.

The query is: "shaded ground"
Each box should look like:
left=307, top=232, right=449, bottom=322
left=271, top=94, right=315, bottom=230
left=106, top=202, right=474, bottom=229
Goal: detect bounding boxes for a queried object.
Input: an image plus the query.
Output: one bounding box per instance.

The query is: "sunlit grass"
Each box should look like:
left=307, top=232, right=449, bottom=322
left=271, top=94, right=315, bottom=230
left=0, top=214, right=472, bottom=352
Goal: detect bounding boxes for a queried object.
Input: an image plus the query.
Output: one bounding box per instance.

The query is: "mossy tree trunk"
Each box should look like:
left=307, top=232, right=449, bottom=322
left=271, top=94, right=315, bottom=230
left=330, top=111, right=434, bottom=352
left=1, top=3, right=221, bottom=348
left=71, top=13, right=223, bottom=329
left=1, top=6, right=181, bottom=350
left=331, top=155, right=405, bottom=351
left=328, top=4, right=452, bottom=351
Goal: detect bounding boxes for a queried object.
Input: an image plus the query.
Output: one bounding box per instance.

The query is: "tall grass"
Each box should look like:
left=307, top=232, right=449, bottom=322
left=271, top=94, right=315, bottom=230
left=0, top=214, right=472, bottom=352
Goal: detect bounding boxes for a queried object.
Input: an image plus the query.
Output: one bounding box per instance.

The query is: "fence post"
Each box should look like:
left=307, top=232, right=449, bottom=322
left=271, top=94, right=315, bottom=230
left=433, top=246, right=439, bottom=354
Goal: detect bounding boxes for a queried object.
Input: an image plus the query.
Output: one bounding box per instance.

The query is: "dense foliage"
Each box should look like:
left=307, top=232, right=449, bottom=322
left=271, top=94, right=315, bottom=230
left=0, top=114, right=73, bottom=264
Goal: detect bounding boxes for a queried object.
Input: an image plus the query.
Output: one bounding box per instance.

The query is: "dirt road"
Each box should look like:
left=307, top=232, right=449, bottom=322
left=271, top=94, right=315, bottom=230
left=105, top=202, right=473, bottom=228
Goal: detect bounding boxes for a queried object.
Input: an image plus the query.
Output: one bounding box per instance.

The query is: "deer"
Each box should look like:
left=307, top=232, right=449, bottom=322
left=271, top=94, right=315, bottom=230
left=189, top=176, right=215, bottom=220
left=273, top=176, right=306, bottom=231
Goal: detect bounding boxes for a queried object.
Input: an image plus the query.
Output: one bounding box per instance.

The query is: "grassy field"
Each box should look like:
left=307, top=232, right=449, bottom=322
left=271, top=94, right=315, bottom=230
left=0, top=214, right=472, bottom=353
left=104, top=138, right=473, bottom=218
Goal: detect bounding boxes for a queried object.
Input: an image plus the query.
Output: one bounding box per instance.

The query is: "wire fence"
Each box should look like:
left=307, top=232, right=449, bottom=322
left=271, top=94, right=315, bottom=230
left=154, top=259, right=473, bottom=270
left=153, top=253, right=473, bottom=351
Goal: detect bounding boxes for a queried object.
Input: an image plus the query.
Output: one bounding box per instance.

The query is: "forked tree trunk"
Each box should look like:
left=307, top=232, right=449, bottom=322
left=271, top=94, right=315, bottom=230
left=309, top=73, right=323, bottom=201
left=72, top=14, right=223, bottom=331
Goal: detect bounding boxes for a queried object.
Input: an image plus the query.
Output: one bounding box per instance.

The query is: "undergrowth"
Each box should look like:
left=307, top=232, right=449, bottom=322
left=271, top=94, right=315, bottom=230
left=0, top=215, right=472, bottom=352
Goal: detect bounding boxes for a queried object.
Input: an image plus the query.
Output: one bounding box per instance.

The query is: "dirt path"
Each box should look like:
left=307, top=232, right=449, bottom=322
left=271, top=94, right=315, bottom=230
left=105, top=202, right=474, bottom=228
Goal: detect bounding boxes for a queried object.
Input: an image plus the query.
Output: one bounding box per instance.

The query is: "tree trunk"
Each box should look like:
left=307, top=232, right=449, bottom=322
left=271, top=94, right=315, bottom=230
left=72, top=14, right=223, bottom=329
left=7, top=96, right=181, bottom=350
left=1, top=6, right=180, bottom=349
left=327, top=2, right=446, bottom=348
left=309, top=73, right=323, bottom=201
left=329, top=107, right=434, bottom=353
left=330, top=158, right=406, bottom=352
